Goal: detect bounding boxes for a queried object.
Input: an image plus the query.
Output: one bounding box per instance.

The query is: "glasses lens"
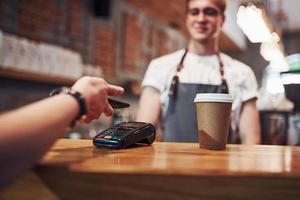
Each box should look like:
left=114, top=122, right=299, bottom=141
left=203, top=7, right=219, bottom=16
left=188, top=8, right=200, bottom=16
left=188, top=7, right=220, bottom=17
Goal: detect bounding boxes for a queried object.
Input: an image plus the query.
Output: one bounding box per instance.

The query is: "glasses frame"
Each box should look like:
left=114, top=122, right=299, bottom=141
left=187, top=6, right=222, bottom=17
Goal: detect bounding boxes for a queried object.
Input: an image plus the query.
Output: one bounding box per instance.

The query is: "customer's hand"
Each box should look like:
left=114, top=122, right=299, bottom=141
left=72, top=76, right=124, bottom=123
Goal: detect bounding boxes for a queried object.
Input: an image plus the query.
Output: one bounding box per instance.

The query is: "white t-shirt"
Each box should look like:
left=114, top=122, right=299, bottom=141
left=141, top=49, right=258, bottom=132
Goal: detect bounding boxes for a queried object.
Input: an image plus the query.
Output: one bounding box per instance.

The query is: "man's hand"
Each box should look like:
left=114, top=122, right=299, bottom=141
left=72, top=76, right=124, bottom=123
left=239, top=99, right=261, bottom=144
left=136, top=87, right=161, bottom=125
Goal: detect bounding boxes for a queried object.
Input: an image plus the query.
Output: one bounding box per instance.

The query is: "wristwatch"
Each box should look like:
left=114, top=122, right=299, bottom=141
left=50, top=87, right=87, bottom=127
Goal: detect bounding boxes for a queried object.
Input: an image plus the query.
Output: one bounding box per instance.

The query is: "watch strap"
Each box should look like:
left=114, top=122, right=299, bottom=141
left=50, top=87, right=87, bottom=127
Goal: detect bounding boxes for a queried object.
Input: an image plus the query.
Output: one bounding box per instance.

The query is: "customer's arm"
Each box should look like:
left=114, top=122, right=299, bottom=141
left=136, top=87, right=161, bottom=126
left=0, top=76, right=124, bottom=188
left=239, top=99, right=261, bottom=144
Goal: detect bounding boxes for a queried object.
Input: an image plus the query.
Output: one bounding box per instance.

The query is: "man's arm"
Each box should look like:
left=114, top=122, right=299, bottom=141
left=0, top=77, right=124, bottom=188
left=136, top=87, right=161, bottom=126
left=239, top=99, right=261, bottom=144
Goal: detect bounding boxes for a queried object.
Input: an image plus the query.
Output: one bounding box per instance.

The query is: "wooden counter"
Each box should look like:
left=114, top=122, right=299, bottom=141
left=3, top=139, right=300, bottom=199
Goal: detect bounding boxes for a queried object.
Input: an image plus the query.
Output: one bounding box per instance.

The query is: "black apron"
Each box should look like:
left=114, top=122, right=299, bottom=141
left=162, top=49, right=238, bottom=143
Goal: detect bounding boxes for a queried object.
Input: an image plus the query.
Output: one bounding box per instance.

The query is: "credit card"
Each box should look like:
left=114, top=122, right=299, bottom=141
left=108, top=98, right=130, bottom=109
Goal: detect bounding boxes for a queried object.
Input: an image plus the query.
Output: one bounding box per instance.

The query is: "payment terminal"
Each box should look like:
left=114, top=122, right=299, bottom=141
left=93, top=121, right=156, bottom=149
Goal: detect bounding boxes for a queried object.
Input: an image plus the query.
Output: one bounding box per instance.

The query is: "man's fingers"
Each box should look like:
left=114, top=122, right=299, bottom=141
left=73, top=77, right=124, bottom=126
left=107, top=84, right=124, bottom=96
left=81, top=116, right=93, bottom=123
left=103, top=103, right=113, bottom=117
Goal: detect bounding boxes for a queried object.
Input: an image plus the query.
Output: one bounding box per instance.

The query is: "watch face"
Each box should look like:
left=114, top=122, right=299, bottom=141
left=62, top=87, right=71, bottom=94
left=50, top=87, right=71, bottom=96
left=50, top=86, right=87, bottom=119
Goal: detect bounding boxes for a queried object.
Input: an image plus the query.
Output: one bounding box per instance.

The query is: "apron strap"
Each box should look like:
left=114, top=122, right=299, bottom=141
left=217, top=53, right=229, bottom=94
left=169, top=49, right=230, bottom=96
left=168, top=49, right=188, bottom=97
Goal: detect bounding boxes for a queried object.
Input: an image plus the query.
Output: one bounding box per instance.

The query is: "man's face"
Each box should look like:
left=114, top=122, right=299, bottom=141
left=186, top=0, right=224, bottom=42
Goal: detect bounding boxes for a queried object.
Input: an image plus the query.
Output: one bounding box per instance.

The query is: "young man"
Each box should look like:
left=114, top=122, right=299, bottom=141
left=0, top=76, right=124, bottom=188
left=136, top=0, right=261, bottom=144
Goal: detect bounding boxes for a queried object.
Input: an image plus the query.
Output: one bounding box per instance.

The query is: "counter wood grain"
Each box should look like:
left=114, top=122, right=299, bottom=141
left=3, top=139, right=300, bottom=200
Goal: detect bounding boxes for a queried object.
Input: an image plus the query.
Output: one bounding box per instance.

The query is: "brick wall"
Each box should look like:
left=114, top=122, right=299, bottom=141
left=124, top=0, right=186, bottom=34
left=0, top=0, right=187, bottom=112
left=18, top=1, right=63, bottom=41
left=114, top=0, right=186, bottom=82
left=0, top=0, right=187, bottom=82
left=0, top=0, right=93, bottom=62
left=93, top=25, right=116, bottom=76
left=123, top=13, right=143, bottom=73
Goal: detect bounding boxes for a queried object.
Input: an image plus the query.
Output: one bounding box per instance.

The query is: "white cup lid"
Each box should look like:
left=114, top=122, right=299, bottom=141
left=194, top=93, right=233, bottom=103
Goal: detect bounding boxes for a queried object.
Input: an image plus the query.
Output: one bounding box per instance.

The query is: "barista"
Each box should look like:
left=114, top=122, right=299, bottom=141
left=136, top=0, right=261, bottom=144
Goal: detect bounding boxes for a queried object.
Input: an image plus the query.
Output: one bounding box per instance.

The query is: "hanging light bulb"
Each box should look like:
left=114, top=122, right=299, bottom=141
left=237, top=2, right=288, bottom=72
left=260, top=32, right=288, bottom=72
left=237, top=4, right=272, bottom=43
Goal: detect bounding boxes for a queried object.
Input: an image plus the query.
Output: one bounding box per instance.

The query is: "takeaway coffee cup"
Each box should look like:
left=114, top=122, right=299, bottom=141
left=194, top=93, right=233, bottom=150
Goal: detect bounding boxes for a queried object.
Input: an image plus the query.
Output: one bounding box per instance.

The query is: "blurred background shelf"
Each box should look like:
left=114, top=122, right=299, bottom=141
left=0, top=68, right=76, bottom=86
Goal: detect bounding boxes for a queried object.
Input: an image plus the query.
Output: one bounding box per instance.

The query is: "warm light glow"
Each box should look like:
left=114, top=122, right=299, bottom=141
left=271, top=32, right=280, bottom=43
left=237, top=5, right=272, bottom=43
left=281, top=73, right=300, bottom=84
left=237, top=3, right=288, bottom=71
left=269, top=58, right=289, bottom=72
left=260, top=41, right=282, bottom=62
left=266, top=72, right=284, bottom=94
left=260, top=32, right=288, bottom=72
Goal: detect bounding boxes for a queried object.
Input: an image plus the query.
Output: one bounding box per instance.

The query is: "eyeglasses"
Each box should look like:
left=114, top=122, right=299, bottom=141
left=187, top=7, right=221, bottom=17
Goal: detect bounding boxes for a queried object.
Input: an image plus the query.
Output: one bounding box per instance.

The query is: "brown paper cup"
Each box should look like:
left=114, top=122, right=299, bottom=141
left=194, top=93, right=233, bottom=150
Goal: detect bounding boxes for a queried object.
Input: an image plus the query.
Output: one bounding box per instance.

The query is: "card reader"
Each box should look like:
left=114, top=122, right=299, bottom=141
left=93, top=121, right=156, bottom=149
